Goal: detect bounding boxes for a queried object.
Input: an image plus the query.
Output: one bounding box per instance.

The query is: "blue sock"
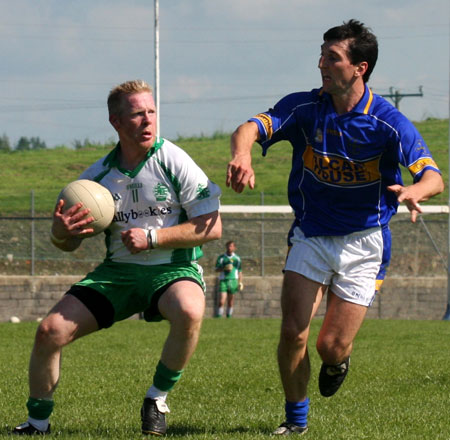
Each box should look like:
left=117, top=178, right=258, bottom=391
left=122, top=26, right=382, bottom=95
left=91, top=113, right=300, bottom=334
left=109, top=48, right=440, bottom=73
left=285, top=398, right=309, bottom=427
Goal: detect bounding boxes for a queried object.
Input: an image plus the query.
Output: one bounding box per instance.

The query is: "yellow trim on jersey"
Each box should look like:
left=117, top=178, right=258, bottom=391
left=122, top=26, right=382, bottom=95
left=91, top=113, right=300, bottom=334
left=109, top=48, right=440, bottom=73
left=363, top=88, right=373, bottom=114
left=253, top=113, right=274, bottom=140
left=408, top=157, right=439, bottom=177
left=375, top=279, right=384, bottom=292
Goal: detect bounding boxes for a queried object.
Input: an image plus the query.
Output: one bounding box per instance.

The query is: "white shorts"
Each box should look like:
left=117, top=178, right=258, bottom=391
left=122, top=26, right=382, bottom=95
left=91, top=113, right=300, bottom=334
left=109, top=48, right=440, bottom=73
left=284, top=226, right=383, bottom=307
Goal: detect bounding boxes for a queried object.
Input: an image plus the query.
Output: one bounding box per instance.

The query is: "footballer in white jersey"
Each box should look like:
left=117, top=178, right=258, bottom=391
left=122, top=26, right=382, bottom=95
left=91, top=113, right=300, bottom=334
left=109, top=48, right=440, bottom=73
left=14, top=80, right=222, bottom=437
left=79, top=137, right=221, bottom=265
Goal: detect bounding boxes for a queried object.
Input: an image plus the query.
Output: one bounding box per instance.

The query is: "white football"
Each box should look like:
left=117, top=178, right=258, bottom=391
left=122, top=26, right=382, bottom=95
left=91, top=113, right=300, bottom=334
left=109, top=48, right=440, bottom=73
left=58, top=179, right=115, bottom=237
left=10, top=316, right=20, bottom=323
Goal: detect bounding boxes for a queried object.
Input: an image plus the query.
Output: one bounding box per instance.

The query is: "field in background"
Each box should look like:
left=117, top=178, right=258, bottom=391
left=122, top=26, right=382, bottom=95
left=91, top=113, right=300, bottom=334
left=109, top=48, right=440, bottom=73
left=0, top=118, right=448, bottom=215
left=1, top=318, right=449, bottom=439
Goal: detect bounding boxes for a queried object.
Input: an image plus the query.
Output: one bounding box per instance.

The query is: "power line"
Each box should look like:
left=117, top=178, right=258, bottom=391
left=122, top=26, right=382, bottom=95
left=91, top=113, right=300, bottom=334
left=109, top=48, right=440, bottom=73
left=381, top=86, right=424, bottom=110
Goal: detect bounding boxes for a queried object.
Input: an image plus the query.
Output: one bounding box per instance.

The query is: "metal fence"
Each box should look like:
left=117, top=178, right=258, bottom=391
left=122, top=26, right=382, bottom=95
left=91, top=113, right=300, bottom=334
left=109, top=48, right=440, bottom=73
left=0, top=211, right=448, bottom=279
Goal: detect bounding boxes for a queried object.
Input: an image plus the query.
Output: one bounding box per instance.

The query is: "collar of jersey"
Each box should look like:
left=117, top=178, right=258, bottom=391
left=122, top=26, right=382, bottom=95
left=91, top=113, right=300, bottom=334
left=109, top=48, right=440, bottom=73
left=319, top=84, right=373, bottom=116
left=351, top=85, right=373, bottom=115
left=102, top=137, right=164, bottom=177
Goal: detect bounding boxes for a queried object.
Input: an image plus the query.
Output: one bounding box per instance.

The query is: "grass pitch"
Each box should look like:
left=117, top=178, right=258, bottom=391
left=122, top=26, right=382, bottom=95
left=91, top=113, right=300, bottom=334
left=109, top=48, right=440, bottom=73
left=1, top=318, right=449, bottom=439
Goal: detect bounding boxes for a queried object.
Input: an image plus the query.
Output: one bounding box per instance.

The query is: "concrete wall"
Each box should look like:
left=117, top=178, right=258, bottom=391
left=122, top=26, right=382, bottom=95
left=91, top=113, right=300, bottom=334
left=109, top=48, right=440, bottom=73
left=0, top=275, right=447, bottom=323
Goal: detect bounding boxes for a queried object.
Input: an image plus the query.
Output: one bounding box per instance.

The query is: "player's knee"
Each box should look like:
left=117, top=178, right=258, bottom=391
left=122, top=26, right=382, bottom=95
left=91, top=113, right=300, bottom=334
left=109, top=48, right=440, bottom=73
left=35, top=315, right=71, bottom=349
left=316, top=334, right=349, bottom=362
left=174, top=294, right=205, bottom=329
left=280, top=321, right=308, bottom=348
left=184, top=301, right=205, bottom=326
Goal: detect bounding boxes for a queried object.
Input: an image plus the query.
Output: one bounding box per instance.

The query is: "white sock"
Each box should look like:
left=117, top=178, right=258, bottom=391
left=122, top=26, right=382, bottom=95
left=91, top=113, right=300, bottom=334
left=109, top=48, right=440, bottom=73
left=227, top=307, right=233, bottom=317
left=146, top=385, right=168, bottom=402
left=27, top=417, right=49, bottom=432
left=217, top=307, right=224, bottom=317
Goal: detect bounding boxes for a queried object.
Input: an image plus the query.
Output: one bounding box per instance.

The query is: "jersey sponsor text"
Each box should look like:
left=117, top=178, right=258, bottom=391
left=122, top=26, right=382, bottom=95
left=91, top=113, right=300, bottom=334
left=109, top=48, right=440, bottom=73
left=114, top=206, right=173, bottom=223
left=303, top=145, right=380, bottom=186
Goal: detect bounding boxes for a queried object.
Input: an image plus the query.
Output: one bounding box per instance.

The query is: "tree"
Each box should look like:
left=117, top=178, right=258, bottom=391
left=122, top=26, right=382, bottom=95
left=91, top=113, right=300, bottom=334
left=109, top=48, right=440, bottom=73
left=73, top=138, right=91, bottom=150
left=30, top=136, right=47, bottom=150
left=16, top=136, right=31, bottom=151
left=0, top=133, right=11, bottom=152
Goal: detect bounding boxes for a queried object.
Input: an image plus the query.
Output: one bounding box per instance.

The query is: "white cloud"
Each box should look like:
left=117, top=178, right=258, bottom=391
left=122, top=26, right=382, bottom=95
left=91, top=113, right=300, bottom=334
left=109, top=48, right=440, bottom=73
left=164, top=75, right=214, bottom=101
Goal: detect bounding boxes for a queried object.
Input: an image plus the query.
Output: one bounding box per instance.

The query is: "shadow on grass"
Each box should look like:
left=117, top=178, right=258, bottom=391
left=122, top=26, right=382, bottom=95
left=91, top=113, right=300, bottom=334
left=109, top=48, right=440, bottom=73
left=1, top=425, right=15, bottom=437
left=0, top=425, right=270, bottom=438
left=168, top=423, right=272, bottom=436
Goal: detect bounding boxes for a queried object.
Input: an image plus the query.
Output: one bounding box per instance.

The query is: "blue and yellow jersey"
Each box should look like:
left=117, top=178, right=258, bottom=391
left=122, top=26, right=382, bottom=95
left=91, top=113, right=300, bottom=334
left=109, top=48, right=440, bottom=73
left=249, top=85, right=440, bottom=237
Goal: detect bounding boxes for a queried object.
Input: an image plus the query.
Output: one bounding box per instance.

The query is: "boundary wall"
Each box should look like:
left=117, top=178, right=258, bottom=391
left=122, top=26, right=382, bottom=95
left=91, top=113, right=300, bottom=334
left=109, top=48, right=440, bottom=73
left=0, top=275, right=446, bottom=322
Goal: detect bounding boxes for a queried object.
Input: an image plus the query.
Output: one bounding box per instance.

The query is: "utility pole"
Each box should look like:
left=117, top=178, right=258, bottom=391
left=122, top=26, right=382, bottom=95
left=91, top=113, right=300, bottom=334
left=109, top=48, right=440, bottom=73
left=381, top=86, right=423, bottom=110
left=444, top=23, right=450, bottom=321
left=154, top=0, right=160, bottom=138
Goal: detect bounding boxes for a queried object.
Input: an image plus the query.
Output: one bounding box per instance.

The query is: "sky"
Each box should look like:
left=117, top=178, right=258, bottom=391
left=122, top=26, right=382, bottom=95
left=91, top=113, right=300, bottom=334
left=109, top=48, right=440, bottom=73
left=0, top=0, right=449, bottom=148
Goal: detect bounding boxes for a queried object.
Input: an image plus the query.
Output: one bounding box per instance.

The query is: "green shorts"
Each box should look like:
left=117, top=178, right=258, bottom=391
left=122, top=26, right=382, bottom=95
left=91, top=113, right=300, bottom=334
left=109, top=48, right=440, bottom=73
left=219, top=279, right=239, bottom=295
left=70, top=260, right=205, bottom=327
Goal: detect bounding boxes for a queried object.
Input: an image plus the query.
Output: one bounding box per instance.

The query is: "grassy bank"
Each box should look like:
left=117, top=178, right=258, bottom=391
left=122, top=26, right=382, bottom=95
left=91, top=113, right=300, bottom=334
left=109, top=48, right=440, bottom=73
left=0, top=118, right=448, bottom=215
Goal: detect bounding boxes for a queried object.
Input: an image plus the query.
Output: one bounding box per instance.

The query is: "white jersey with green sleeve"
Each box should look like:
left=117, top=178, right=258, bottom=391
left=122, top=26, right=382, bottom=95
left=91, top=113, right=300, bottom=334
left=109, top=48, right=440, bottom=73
left=78, top=137, right=221, bottom=265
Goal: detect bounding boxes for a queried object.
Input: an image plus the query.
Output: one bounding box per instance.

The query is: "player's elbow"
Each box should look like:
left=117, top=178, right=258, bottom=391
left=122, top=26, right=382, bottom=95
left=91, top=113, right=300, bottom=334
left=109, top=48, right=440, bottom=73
left=231, top=121, right=259, bottom=146
left=436, top=176, right=445, bottom=195
left=416, top=170, right=445, bottom=201
left=207, top=212, right=222, bottom=242
left=428, top=172, right=445, bottom=199
left=195, top=211, right=222, bottom=243
left=53, top=237, right=82, bottom=253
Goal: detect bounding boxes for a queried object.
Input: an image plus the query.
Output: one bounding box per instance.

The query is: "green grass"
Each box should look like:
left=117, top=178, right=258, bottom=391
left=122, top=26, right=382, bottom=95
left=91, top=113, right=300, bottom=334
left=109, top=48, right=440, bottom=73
left=1, top=318, right=449, bottom=439
left=0, top=119, right=448, bottom=215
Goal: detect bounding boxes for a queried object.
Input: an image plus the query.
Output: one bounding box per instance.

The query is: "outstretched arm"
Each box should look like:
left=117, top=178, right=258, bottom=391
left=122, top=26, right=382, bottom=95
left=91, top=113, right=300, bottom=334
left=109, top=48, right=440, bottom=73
left=226, top=121, right=260, bottom=193
left=387, top=169, right=444, bottom=222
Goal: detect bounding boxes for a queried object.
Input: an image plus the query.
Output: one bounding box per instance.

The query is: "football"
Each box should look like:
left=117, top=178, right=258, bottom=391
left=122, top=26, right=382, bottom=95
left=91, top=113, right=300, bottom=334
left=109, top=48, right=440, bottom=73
left=58, top=179, right=115, bottom=237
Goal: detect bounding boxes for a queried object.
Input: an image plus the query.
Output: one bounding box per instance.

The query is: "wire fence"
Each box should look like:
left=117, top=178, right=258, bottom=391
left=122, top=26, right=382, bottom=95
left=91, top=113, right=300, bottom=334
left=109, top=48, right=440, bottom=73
left=0, top=211, right=447, bottom=279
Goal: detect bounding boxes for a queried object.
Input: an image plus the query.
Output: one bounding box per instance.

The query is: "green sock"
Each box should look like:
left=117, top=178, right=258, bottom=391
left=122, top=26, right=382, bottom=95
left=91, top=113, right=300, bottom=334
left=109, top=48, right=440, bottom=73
left=153, top=361, right=183, bottom=392
left=26, top=397, right=54, bottom=420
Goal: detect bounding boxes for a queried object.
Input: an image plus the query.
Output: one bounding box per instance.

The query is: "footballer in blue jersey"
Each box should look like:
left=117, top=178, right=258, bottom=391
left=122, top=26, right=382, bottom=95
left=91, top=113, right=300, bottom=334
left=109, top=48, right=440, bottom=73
left=227, top=20, right=443, bottom=436
left=250, top=85, right=440, bottom=238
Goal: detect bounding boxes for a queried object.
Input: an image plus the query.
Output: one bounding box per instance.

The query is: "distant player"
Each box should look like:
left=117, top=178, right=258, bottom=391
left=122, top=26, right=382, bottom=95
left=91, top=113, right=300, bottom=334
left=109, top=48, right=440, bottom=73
left=12, top=80, right=222, bottom=436
left=227, top=20, right=443, bottom=435
left=215, top=240, right=243, bottom=318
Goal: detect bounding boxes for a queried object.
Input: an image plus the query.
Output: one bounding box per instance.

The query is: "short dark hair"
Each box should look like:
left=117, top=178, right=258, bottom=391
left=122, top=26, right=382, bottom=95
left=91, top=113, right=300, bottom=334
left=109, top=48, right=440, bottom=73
left=323, top=19, right=378, bottom=83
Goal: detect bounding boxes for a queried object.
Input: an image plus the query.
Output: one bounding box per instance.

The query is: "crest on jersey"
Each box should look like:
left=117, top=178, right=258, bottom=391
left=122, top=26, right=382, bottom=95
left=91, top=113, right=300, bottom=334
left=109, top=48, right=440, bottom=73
left=196, top=183, right=210, bottom=200
left=314, top=128, right=323, bottom=143
left=154, top=183, right=169, bottom=201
